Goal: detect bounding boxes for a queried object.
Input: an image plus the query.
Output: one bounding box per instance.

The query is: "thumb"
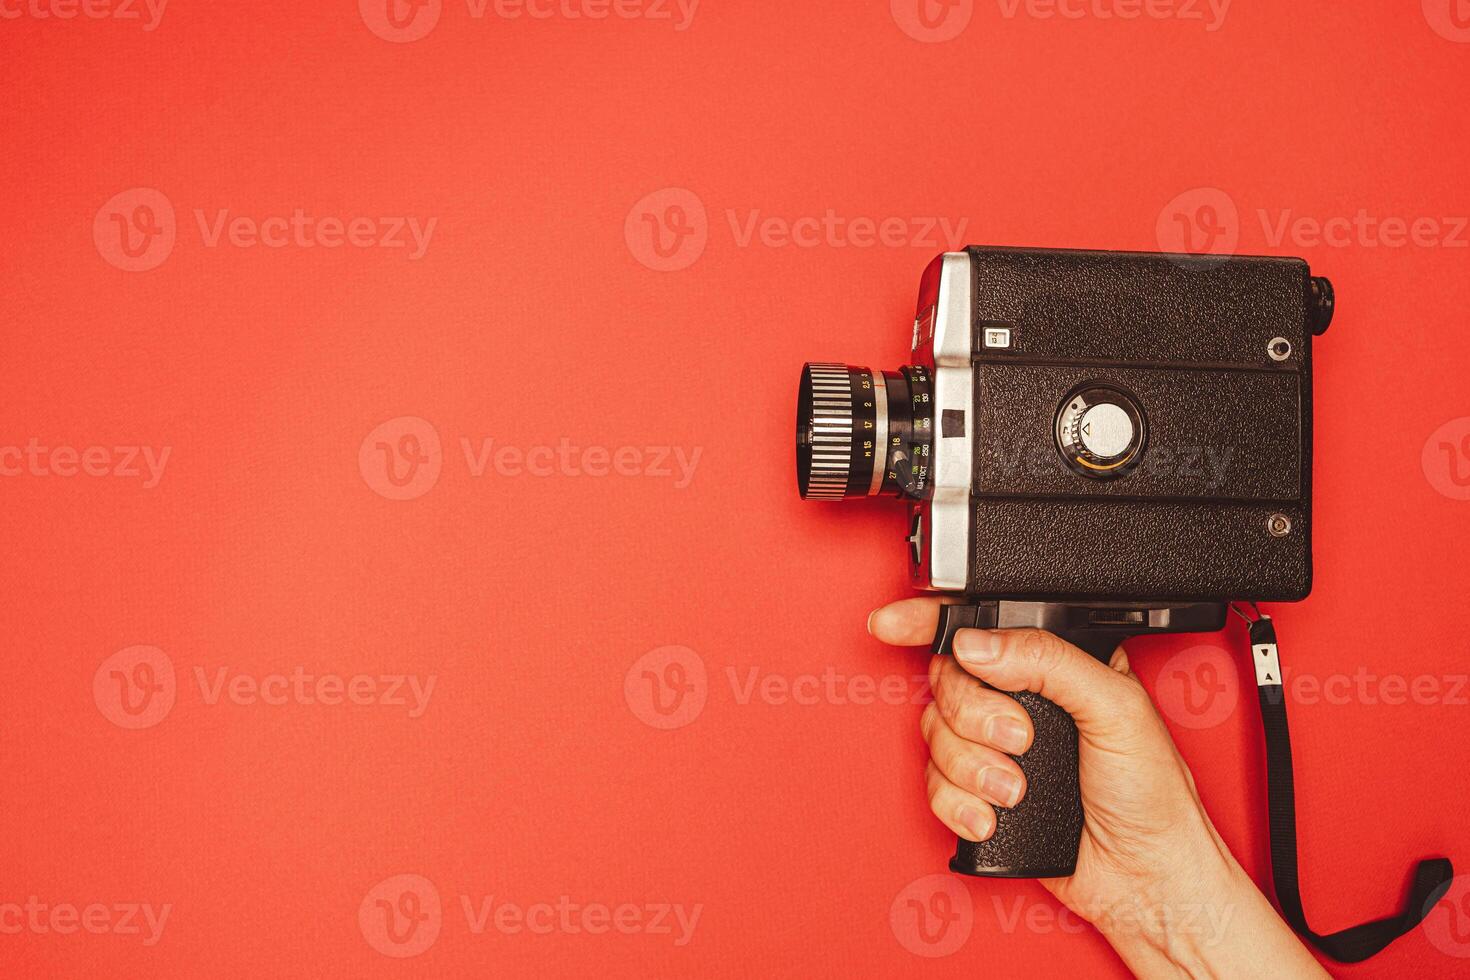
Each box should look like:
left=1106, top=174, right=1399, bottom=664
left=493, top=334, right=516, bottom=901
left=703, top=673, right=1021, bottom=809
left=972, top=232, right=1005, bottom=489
left=951, top=628, right=1141, bottom=736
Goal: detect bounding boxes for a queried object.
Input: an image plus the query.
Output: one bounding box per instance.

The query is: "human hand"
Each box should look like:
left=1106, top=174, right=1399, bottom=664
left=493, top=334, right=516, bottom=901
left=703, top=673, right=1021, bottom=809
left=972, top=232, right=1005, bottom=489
left=869, top=597, right=1328, bottom=978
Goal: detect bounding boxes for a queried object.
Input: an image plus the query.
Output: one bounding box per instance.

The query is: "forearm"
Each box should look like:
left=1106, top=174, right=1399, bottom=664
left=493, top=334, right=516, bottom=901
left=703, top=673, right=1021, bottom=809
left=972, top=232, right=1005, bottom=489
left=1098, top=855, right=1329, bottom=979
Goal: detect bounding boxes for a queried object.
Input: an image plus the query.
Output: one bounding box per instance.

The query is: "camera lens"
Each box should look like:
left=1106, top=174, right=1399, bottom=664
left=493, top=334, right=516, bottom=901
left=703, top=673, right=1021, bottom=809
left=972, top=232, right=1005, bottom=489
left=796, top=362, right=933, bottom=500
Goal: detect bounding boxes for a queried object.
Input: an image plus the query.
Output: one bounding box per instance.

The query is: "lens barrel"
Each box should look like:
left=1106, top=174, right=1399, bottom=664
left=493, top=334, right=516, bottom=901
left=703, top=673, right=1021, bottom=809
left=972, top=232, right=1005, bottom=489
left=796, top=362, right=933, bottom=500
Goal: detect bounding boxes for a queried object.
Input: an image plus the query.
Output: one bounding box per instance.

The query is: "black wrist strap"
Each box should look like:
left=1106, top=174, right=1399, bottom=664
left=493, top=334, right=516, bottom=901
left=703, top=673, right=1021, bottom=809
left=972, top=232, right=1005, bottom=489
left=1240, top=608, right=1454, bottom=962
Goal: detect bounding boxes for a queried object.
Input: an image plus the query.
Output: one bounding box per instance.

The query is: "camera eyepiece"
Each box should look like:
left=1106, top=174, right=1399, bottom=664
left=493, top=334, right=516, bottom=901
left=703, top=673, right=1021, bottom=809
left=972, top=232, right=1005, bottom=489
left=796, top=362, right=934, bottom=500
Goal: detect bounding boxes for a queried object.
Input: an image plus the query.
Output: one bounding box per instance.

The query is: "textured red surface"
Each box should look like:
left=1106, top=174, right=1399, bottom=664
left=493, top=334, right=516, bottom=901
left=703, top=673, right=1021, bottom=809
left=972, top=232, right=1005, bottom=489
left=3, top=1, right=1469, bottom=976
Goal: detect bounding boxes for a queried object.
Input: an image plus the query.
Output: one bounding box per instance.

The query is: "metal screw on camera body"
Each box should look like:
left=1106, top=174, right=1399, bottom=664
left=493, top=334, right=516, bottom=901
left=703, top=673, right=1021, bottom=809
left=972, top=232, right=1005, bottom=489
left=1268, top=513, right=1293, bottom=537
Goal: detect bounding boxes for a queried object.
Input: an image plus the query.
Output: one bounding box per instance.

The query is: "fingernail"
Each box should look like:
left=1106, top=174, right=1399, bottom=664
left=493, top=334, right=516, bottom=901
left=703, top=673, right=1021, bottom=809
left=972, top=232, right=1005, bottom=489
left=866, top=610, right=878, bottom=635
left=956, top=804, right=991, bottom=842
left=953, top=629, right=1002, bottom=665
left=985, top=715, right=1030, bottom=755
left=980, top=767, right=1023, bottom=808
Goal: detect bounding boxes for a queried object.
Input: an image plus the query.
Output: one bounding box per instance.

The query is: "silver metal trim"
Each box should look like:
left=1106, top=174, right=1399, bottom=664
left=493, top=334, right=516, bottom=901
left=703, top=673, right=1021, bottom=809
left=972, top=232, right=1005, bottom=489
left=868, top=372, right=888, bottom=497
left=927, top=253, right=973, bottom=591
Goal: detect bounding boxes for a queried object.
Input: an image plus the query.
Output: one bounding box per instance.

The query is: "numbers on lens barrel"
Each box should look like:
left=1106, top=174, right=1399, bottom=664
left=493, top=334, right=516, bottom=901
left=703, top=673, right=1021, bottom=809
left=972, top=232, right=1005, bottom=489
left=901, top=365, right=934, bottom=497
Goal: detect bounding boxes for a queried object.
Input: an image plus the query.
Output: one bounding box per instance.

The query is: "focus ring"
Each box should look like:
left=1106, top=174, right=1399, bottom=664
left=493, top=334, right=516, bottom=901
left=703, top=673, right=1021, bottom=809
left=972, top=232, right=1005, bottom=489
left=803, top=362, right=856, bottom=500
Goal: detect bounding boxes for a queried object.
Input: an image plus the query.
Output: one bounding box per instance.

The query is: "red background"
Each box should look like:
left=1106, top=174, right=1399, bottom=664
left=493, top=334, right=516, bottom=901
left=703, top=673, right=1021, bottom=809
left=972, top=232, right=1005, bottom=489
left=3, top=1, right=1469, bottom=976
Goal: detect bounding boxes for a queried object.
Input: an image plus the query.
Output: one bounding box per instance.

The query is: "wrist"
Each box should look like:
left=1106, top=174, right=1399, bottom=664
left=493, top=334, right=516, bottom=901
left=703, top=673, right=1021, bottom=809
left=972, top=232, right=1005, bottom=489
left=1095, top=844, right=1327, bottom=979
left=1087, top=823, right=1264, bottom=977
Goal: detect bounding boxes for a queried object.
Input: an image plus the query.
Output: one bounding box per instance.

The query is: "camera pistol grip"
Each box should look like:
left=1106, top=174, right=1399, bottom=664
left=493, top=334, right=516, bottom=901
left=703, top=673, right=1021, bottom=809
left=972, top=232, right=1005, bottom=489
left=932, top=600, right=1227, bottom=660
left=930, top=600, right=1227, bottom=878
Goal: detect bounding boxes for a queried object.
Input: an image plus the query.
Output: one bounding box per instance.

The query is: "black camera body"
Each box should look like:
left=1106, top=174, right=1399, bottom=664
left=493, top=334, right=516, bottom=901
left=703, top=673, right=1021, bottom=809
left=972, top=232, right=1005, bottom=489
left=797, top=245, right=1335, bottom=878
left=907, top=246, right=1323, bottom=604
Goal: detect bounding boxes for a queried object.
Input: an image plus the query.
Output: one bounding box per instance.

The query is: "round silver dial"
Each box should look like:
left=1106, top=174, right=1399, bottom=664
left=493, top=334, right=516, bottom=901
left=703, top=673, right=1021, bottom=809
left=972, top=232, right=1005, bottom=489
left=1056, top=385, right=1146, bottom=478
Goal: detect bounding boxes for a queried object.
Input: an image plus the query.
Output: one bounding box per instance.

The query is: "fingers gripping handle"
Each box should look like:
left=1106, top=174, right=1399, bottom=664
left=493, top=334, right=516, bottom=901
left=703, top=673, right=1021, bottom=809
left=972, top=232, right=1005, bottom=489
left=932, top=605, right=1122, bottom=879
left=952, top=689, right=1084, bottom=878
